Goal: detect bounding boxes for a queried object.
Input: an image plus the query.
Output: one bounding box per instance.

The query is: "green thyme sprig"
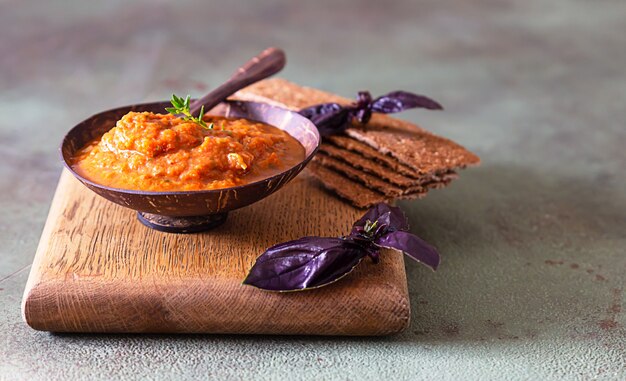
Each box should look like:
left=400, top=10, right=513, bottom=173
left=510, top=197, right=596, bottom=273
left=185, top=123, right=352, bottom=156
left=165, top=94, right=210, bottom=129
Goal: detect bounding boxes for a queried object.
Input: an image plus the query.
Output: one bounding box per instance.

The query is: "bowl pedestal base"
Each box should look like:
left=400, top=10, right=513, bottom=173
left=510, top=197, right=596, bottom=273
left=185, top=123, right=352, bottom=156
left=137, top=212, right=228, bottom=233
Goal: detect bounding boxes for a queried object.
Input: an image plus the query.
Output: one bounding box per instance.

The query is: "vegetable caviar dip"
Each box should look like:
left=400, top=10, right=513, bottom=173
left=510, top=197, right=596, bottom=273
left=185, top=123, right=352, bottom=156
left=71, top=112, right=305, bottom=191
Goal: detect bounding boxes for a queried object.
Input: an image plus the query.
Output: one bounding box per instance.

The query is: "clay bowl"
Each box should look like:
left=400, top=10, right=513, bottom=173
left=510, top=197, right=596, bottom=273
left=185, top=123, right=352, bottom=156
left=61, top=100, right=320, bottom=233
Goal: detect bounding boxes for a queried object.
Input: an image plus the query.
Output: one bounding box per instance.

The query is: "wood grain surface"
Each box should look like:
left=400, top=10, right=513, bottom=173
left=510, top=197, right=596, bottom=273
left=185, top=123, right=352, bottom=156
left=22, top=169, right=409, bottom=335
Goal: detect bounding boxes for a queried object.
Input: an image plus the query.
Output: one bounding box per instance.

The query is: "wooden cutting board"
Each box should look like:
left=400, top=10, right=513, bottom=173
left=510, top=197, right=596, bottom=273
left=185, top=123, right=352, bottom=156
left=22, top=169, right=410, bottom=335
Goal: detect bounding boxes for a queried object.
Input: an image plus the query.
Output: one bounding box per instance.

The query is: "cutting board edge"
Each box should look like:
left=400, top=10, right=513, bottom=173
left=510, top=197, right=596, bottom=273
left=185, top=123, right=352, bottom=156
left=21, top=169, right=69, bottom=326
left=22, top=274, right=410, bottom=335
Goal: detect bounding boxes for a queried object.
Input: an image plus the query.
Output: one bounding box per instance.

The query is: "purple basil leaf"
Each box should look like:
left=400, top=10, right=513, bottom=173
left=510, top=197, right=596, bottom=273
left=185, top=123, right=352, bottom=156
left=298, top=102, right=343, bottom=120
left=243, top=237, right=366, bottom=291
left=354, top=107, right=372, bottom=125
left=351, top=203, right=409, bottom=236
left=298, top=103, right=351, bottom=137
left=371, top=91, right=443, bottom=114
left=356, top=91, right=373, bottom=107
left=376, top=231, right=440, bottom=271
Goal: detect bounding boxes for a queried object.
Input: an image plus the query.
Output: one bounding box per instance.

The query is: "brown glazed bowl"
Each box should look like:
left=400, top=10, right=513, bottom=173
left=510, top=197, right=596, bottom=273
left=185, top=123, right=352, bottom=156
left=61, top=100, right=320, bottom=233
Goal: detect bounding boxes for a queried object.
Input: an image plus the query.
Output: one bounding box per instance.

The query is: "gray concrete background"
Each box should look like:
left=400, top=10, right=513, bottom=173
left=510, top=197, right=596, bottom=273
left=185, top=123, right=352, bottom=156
left=1, top=0, right=625, bottom=380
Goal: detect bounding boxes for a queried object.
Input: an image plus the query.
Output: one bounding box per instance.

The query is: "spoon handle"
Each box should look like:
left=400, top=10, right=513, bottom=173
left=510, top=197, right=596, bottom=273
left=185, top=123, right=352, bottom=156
left=189, top=47, right=286, bottom=115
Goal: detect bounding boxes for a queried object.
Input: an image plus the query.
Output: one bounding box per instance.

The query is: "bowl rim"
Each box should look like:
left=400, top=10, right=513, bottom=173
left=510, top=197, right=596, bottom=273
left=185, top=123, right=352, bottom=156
left=61, top=100, right=320, bottom=196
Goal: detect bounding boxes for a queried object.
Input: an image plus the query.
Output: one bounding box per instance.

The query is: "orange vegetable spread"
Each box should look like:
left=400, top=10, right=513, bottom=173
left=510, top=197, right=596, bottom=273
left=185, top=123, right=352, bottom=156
left=71, top=112, right=305, bottom=191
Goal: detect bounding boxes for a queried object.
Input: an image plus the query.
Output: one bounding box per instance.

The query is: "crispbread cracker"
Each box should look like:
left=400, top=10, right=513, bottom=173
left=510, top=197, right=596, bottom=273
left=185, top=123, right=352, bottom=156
left=234, top=78, right=479, bottom=208
left=325, top=135, right=419, bottom=178
left=235, top=78, right=480, bottom=174
left=319, top=141, right=458, bottom=186
left=344, top=119, right=480, bottom=174
left=307, top=162, right=387, bottom=208
left=314, top=153, right=455, bottom=197
left=308, top=162, right=455, bottom=209
left=319, top=144, right=419, bottom=188
left=308, top=162, right=437, bottom=208
left=313, top=153, right=415, bottom=197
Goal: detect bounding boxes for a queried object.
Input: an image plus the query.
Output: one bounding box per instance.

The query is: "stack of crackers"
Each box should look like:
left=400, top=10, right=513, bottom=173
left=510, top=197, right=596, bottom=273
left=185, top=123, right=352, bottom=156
left=235, top=79, right=480, bottom=208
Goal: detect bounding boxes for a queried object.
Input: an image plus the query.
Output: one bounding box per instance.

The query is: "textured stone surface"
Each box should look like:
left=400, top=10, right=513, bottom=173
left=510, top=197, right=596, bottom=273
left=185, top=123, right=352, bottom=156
left=1, top=0, right=625, bottom=380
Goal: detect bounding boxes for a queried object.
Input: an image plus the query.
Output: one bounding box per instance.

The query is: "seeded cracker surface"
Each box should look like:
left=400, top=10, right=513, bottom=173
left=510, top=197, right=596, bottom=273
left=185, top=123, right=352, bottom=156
left=235, top=78, right=480, bottom=208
